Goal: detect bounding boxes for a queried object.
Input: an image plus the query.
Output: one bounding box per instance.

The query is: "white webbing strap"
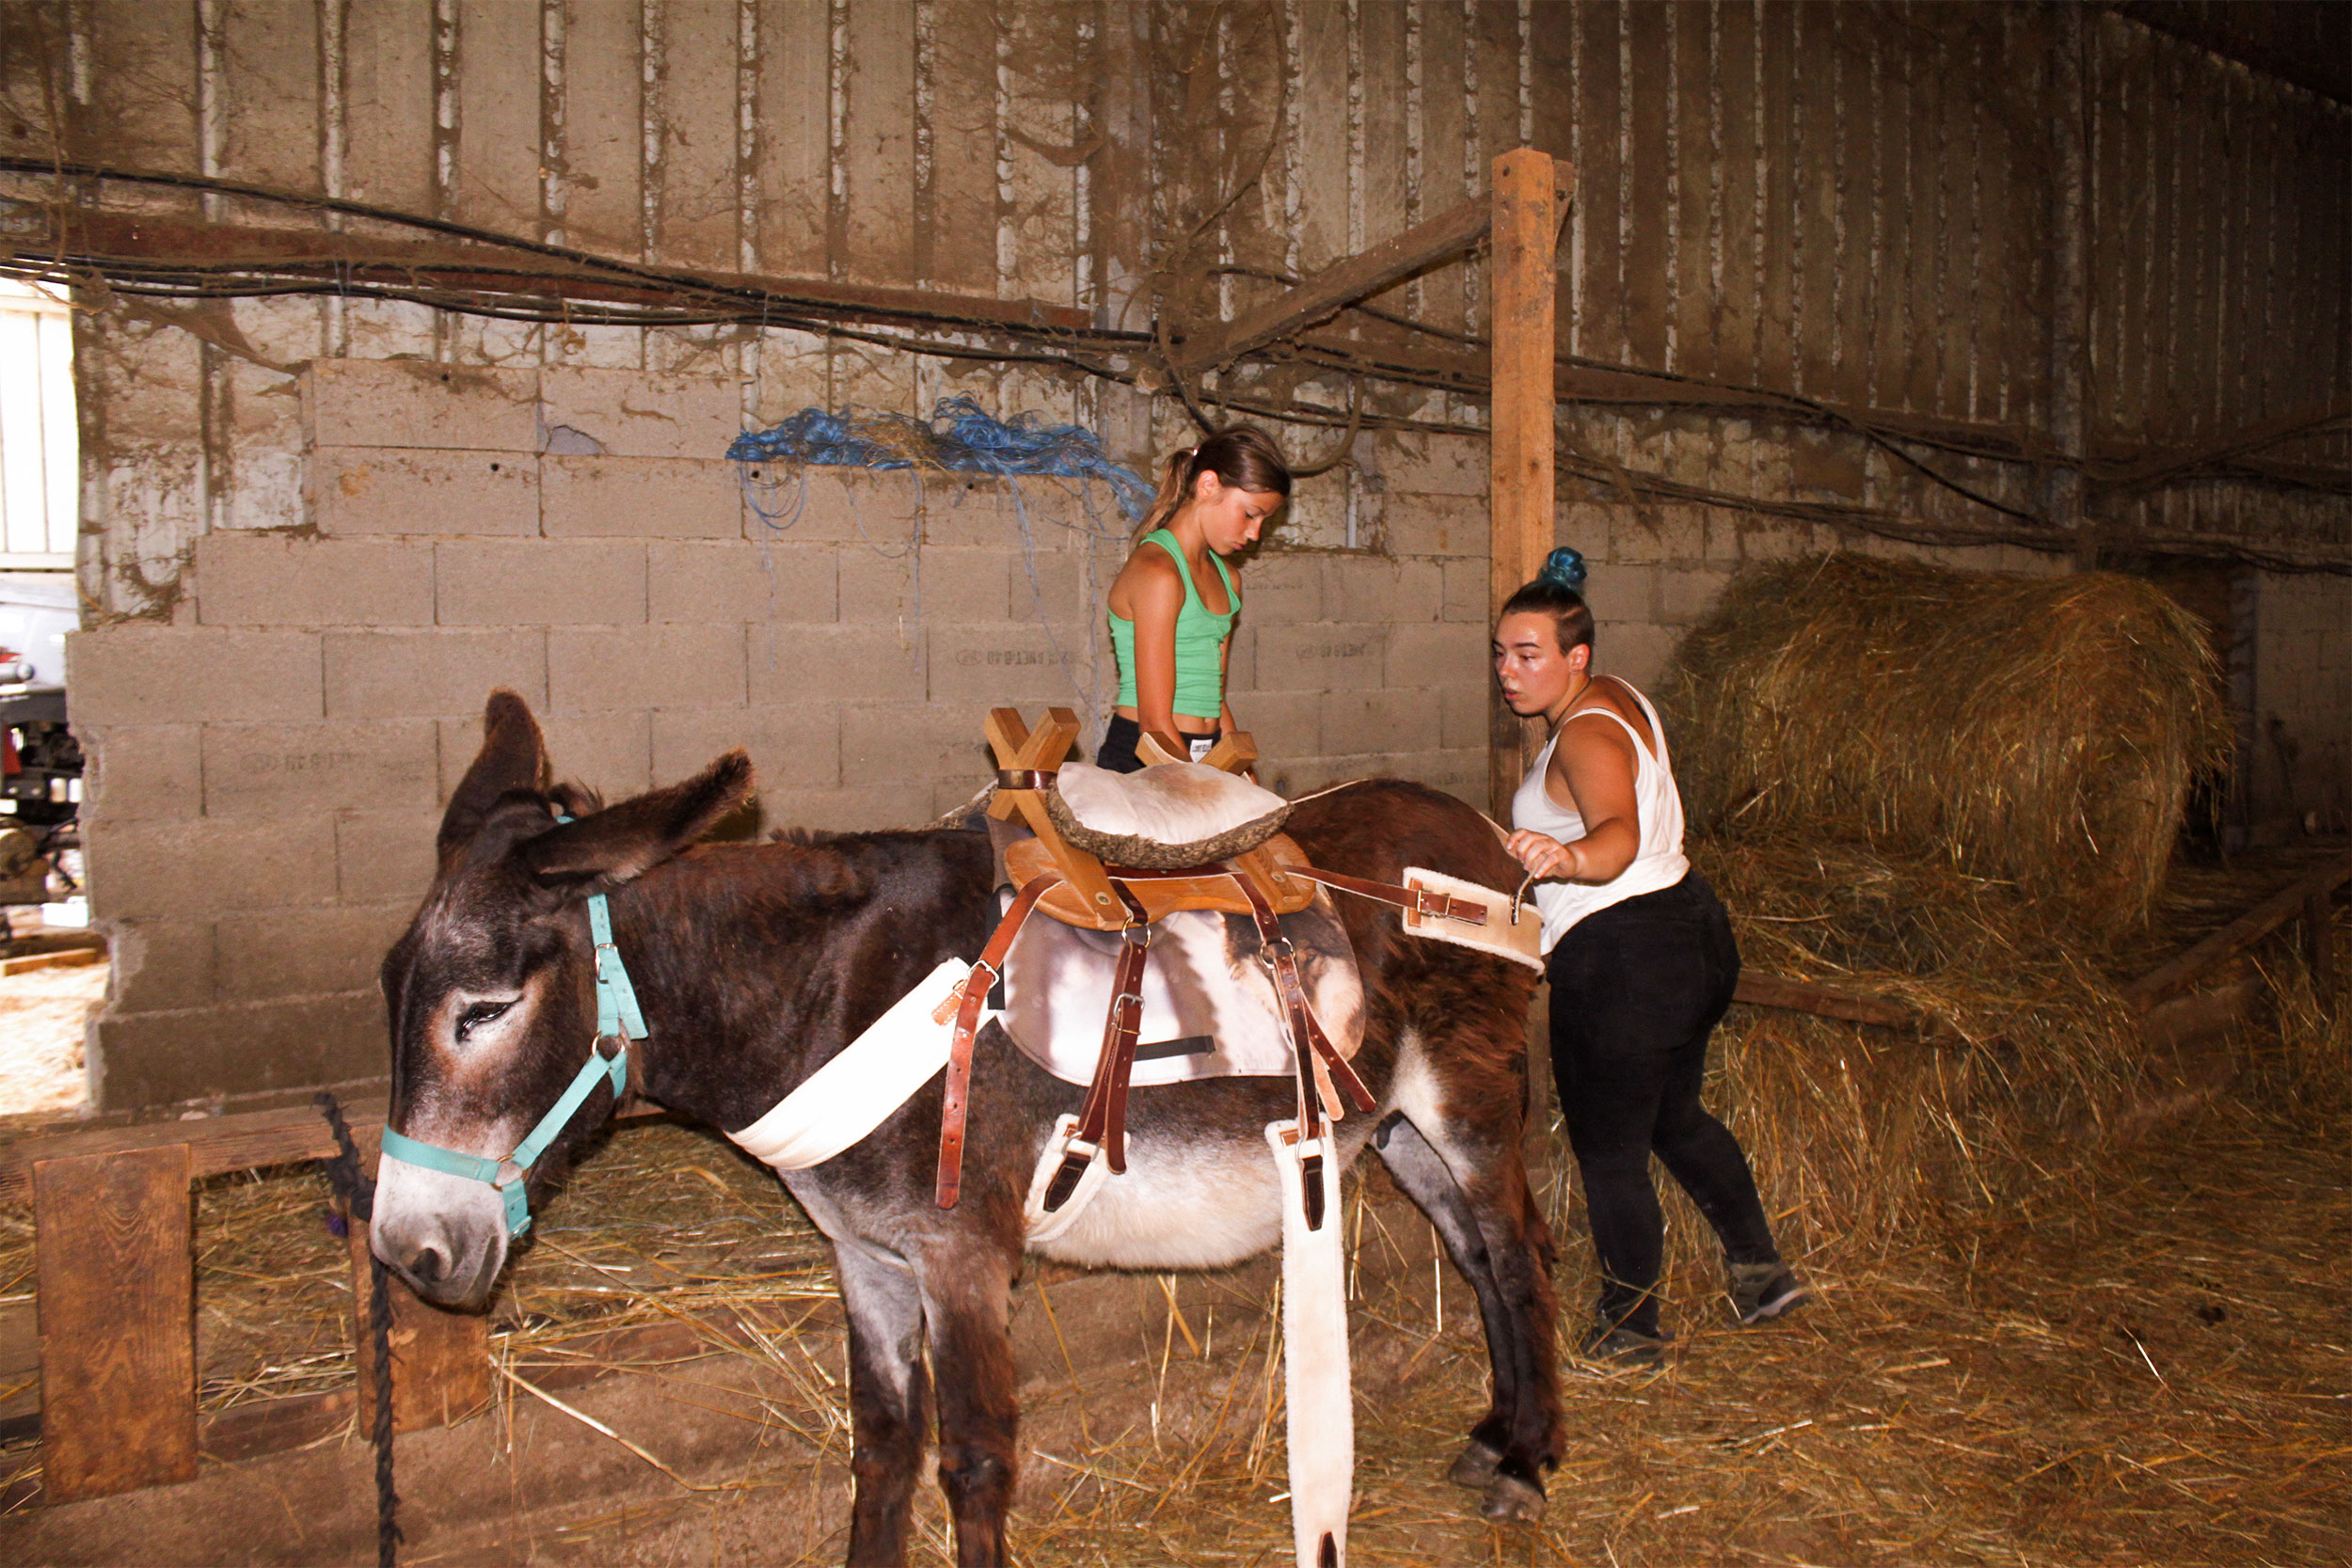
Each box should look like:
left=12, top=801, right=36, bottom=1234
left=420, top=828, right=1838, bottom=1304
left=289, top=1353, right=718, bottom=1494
left=1266, top=1120, right=1352, bottom=1568
left=1021, top=1113, right=1113, bottom=1243
left=726, top=959, right=987, bottom=1170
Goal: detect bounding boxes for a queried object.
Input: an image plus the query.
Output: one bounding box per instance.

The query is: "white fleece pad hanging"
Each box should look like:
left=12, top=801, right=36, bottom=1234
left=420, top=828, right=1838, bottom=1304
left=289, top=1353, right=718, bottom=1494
left=1265, top=1120, right=1352, bottom=1568
left=1397, top=865, right=1546, bottom=973
left=725, top=959, right=990, bottom=1171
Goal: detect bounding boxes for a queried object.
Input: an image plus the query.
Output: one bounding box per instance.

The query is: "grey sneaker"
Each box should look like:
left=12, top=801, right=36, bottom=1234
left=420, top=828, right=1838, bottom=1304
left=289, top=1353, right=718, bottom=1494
left=1578, top=1322, right=1669, bottom=1368
left=1728, top=1261, right=1809, bottom=1325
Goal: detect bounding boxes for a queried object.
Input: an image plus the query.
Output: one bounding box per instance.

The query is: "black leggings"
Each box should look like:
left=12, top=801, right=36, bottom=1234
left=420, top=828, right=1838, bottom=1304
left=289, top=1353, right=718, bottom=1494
left=1548, top=871, right=1779, bottom=1335
left=1094, top=714, right=1218, bottom=774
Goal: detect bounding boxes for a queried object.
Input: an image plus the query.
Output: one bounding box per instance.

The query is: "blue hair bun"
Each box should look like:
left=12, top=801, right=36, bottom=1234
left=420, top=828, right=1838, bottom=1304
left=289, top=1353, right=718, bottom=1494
left=1536, top=546, right=1587, bottom=594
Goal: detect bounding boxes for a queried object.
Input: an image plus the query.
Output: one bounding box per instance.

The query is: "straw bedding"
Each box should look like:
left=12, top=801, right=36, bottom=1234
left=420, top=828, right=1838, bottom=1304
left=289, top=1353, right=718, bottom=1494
left=1661, top=553, right=2229, bottom=931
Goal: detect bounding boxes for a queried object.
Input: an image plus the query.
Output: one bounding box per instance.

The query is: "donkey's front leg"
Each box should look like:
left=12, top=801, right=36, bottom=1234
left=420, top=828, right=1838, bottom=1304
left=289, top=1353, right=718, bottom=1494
left=837, top=1247, right=930, bottom=1566
left=916, top=1243, right=1022, bottom=1568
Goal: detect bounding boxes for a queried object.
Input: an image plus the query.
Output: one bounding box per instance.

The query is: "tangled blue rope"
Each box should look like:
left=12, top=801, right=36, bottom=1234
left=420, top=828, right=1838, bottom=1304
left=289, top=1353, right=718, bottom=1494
left=727, top=396, right=1155, bottom=521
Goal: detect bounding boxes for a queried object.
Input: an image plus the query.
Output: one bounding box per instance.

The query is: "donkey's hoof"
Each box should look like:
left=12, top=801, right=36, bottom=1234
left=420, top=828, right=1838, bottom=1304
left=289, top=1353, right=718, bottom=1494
left=1446, top=1439, right=1503, bottom=1489
left=1480, top=1472, right=1547, bottom=1523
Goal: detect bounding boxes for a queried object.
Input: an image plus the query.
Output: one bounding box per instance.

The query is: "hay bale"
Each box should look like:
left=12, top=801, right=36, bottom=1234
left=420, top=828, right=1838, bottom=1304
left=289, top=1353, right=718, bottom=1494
left=1660, top=554, right=2228, bottom=932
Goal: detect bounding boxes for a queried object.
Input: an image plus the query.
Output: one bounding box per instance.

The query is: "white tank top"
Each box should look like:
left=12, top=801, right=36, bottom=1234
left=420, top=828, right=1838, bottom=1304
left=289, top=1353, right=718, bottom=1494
left=1509, top=681, right=1691, bottom=953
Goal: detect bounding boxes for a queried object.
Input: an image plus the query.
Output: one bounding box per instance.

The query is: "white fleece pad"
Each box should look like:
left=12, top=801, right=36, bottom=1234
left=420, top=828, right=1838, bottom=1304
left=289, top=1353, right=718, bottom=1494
left=998, top=895, right=1363, bottom=1088
left=725, top=959, right=990, bottom=1170
left=1054, top=758, right=1287, bottom=846
left=1398, top=865, right=1546, bottom=973
left=1267, top=1121, right=1353, bottom=1568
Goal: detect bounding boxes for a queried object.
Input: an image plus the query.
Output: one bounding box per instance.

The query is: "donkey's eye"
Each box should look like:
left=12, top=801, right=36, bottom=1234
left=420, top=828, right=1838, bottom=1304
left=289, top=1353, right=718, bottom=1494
left=455, top=1000, right=516, bottom=1042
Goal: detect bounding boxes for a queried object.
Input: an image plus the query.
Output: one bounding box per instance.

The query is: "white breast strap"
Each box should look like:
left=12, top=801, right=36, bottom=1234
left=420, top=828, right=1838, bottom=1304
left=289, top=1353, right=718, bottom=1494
left=726, top=958, right=993, bottom=1170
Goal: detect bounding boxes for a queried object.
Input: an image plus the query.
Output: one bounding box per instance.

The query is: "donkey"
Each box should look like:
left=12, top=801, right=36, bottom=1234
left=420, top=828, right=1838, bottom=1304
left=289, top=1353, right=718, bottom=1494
left=373, top=692, right=1559, bottom=1565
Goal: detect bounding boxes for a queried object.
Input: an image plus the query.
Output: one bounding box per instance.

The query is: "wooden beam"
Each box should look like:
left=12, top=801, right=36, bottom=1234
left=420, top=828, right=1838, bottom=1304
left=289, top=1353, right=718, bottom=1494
left=1732, top=973, right=1927, bottom=1033
left=2122, top=853, right=2352, bottom=1013
left=346, top=1209, right=492, bottom=1435
left=1146, top=197, right=1492, bottom=388
left=34, top=1145, right=198, bottom=1502
left=2093, top=395, right=2352, bottom=491
left=1487, top=149, right=1566, bottom=819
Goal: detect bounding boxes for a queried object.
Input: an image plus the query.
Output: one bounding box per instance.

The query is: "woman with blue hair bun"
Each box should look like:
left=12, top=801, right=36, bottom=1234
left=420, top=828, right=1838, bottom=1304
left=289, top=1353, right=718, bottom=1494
left=1494, top=546, right=1805, bottom=1367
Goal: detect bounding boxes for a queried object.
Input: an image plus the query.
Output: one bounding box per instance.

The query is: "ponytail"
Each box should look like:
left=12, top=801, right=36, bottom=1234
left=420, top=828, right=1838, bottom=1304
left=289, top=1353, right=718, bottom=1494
left=1132, top=426, right=1293, bottom=541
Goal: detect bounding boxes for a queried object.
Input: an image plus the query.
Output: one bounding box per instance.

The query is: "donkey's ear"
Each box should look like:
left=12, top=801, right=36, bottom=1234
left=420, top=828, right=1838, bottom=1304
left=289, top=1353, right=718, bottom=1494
left=516, top=750, right=755, bottom=894
left=438, top=690, right=549, bottom=868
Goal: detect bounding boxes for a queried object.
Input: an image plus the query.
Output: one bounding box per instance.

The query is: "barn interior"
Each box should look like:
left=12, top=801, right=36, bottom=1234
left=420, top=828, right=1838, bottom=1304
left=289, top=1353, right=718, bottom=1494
left=0, top=2, right=2347, bottom=1564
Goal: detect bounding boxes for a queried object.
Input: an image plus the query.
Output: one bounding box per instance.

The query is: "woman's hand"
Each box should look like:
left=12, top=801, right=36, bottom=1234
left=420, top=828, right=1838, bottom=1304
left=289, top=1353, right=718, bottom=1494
left=1505, top=830, right=1583, bottom=881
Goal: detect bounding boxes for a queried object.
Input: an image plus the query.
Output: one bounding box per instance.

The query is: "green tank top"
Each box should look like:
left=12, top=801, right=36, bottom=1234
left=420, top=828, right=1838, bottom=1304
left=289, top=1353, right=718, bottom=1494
left=1108, top=530, right=1239, bottom=721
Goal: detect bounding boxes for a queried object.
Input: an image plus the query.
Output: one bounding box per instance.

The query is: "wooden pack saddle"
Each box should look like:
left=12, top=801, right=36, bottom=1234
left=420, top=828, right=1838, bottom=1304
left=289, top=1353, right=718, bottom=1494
left=932, top=709, right=1499, bottom=1221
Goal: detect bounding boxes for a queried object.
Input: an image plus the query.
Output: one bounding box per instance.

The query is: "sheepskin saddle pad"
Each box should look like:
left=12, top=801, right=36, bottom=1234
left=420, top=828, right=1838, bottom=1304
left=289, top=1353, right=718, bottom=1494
left=995, top=884, right=1364, bottom=1087
left=1041, top=759, right=1290, bottom=869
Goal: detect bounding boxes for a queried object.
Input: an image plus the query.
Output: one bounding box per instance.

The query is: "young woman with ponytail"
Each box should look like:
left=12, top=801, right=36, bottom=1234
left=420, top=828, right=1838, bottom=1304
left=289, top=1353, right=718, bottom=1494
left=1495, top=547, right=1807, bottom=1366
left=1096, top=427, right=1291, bottom=772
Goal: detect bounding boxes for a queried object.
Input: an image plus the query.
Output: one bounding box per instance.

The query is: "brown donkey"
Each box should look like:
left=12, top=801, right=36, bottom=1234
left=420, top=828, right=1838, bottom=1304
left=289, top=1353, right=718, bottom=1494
left=372, top=692, right=1559, bottom=1565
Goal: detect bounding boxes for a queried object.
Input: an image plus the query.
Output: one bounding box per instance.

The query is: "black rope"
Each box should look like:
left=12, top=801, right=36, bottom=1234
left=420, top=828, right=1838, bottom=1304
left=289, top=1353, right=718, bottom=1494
left=316, top=1092, right=402, bottom=1568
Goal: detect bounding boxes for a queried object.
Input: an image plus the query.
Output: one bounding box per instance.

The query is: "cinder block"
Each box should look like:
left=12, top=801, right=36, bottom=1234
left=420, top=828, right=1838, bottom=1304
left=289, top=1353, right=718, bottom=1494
left=1594, top=621, right=1679, bottom=691
left=86, top=815, right=339, bottom=919
left=1248, top=623, right=1388, bottom=694
left=1581, top=562, right=1657, bottom=625
left=1380, top=431, right=1487, bottom=496
left=840, top=703, right=997, bottom=789
left=1380, top=495, right=1487, bottom=558
left=82, top=724, right=201, bottom=823
left=651, top=541, right=835, bottom=624
left=1384, top=621, right=1487, bottom=688
left=197, top=533, right=436, bottom=627
left=324, top=629, right=548, bottom=719
left=215, top=903, right=415, bottom=1003
left=437, top=539, right=647, bottom=626
left=756, top=784, right=937, bottom=836
left=542, top=454, right=744, bottom=538
left=311, top=447, right=540, bottom=536
left=746, top=467, right=923, bottom=545
left=335, top=809, right=444, bottom=906
left=68, top=627, right=324, bottom=726
left=92, top=991, right=387, bottom=1111
left=539, top=365, right=740, bottom=460
left=1657, top=567, right=1732, bottom=626
left=926, top=623, right=1091, bottom=704
left=1236, top=553, right=1323, bottom=626
left=1321, top=689, right=1442, bottom=755
left=1601, top=509, right=1667, bottom=565
left=1441, top=559, right=1490, bottom=623
left=913, top=547, right=1014, bottom=622
left=306, top=358, right=539, bottom=452
left=1438, top=683, right=1496, bottom=751
left=1229, top=689, right=1318, bottom=760
left=1327, top=557, right=1444, bottom=624
left=920, top=478, right=1035, bottom=547
left=548, top=622, right=746, bottom=713
left=437, top=709, right=653, bottom=801
left=750, top=626, right=924, bottom=705
left=838, top=549, right=914, bottom=623
left=1009, top=544, right=1103, bottom=628
left=200, top=720, right=440, bottom=817
left=652, top=705, right=838, bottom=793
left=105, top=919, right=215, bottom=1012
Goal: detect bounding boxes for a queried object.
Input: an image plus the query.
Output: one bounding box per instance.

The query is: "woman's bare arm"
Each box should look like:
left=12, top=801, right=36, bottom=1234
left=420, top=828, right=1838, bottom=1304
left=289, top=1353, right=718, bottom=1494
left=1505, top=717, right=1642, bottom=883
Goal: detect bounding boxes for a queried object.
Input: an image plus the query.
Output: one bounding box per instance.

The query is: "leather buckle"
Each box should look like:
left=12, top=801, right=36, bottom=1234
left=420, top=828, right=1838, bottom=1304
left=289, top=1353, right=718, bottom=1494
left=996, top=768, right=1057, bottom=791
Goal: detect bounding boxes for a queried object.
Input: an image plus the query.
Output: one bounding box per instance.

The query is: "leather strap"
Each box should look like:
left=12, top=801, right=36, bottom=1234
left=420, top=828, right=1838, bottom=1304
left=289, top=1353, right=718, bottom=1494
left=1068, top=883, right=1153, bottom=1170
left=1229, top=871, right=1377, bottom=1136
left=1288, top=866, right=1488, bottom=926
left=996, top=768, right=1058, bottom=791
left=935, top=871, right=1061, bottom=1209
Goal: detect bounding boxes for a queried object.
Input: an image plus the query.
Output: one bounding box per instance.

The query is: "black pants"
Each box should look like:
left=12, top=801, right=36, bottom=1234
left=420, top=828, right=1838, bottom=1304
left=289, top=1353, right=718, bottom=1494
left=1094, top=714, right=1218, bottom=774
left=1548, top=871, right=1779, bottom=1336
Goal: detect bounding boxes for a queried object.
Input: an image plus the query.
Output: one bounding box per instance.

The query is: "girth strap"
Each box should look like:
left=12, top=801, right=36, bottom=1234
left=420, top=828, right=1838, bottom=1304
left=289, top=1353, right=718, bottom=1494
left=935, top=871, right=1063, bottom=1209
left=1040, top=881, right=1154, bottom=1212
left=1287, top=866, right=1489, bottom=927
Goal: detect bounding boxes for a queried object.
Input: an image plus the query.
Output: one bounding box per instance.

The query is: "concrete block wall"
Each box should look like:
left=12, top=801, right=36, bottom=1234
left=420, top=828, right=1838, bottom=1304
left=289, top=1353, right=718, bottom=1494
left=2252, top=571, right=2352, bottom=833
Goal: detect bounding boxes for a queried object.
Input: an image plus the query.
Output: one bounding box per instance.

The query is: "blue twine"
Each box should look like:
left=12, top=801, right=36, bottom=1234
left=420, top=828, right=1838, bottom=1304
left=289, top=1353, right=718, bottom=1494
left=727, top=396, right=1155, bottom=521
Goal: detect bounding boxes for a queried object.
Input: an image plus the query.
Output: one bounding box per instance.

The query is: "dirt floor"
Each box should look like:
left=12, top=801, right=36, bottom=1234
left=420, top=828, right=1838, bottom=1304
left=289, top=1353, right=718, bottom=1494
left=0, top=957, right=100, bottom=1120
left=0, top=1083, right=2344, bottom=1567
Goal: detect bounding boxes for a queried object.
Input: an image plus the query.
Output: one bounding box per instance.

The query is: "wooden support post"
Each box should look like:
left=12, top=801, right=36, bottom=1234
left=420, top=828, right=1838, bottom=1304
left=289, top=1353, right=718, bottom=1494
left=1488, top=149, right=1567, bottom=819
left=33, top=1145, right=198, bottom=1502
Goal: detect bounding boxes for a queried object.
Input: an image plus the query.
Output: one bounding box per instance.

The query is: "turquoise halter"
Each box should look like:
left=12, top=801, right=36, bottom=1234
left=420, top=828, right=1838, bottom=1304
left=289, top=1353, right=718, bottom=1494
left=379, top=832, right=648, bottom=1237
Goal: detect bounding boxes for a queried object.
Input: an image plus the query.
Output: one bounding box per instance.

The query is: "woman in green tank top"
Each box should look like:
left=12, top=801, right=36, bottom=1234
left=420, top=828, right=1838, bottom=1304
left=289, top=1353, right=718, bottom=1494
left=1100, top=427, right=1293, bottom=772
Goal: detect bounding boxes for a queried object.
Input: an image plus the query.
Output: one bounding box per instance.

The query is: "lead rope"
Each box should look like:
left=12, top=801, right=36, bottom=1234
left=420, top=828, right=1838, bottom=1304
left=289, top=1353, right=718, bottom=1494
left=318, top=1091, right=401, bottom=1568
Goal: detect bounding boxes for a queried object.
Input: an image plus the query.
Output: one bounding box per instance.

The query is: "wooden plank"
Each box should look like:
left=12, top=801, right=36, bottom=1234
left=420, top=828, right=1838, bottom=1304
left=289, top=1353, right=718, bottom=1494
left=1754, top=0, right=1797, bottom=396
left=1487, top=148, right=1561, bottom=820
left=1620, top=1, right=1670, bottom=373
left=1573, top=0, right=1623, bottom=368
left=842, top=0, right=917, bottom=287
left=1670, top=0, right=1713, bottom=380
left=0, top=1100, right=377, bottom=1207
left=34, top=1145, right=197, bottom=1503
left=1715, top=0, right=1760, bottom=388
left=1148, top=197, right=1492, bottom=388
left=219, top=0, right=324, bottom=203
left=1733, top=973, right=1922, bottom=1033
left=343, top=0, right=437, bottom=216
left=346, top=1209, right=491, bottom=1435
left=655, top=0, right=741, bottom=271
left=754, top=0, right=831, bottom=277
left=2121, top=854, right=2352, bottom=1013
left=454, top=0, right=543, bottom=240
left=925, top=0, right=999, bottom=295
